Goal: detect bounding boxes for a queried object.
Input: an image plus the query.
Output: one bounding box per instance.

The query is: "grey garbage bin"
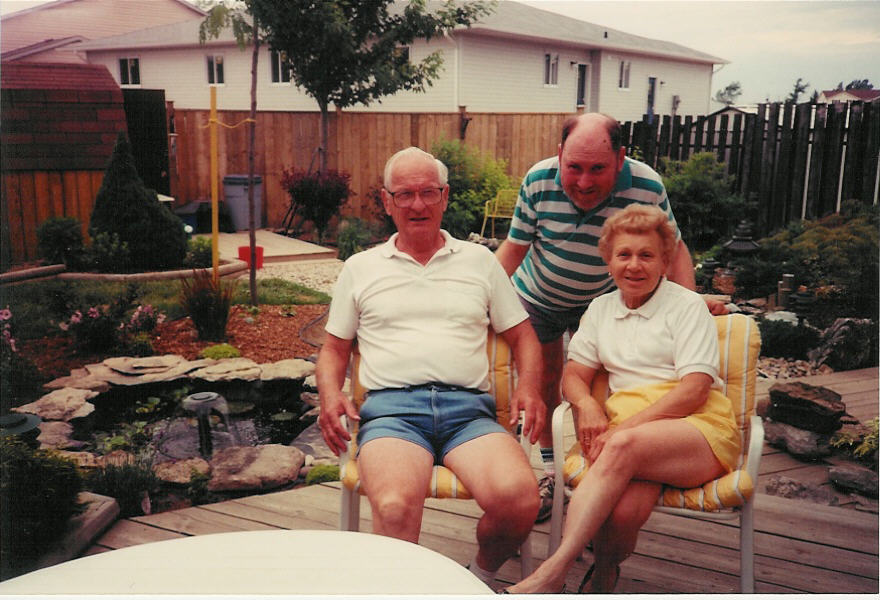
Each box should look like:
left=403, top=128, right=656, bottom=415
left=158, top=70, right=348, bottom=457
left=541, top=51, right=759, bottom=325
left=222, top=174, right=263, bottom=231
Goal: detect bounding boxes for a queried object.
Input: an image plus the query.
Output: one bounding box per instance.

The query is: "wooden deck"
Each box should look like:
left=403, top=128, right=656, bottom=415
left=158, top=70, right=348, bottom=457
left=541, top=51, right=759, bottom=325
left=82, top=368, right=878, bottom=594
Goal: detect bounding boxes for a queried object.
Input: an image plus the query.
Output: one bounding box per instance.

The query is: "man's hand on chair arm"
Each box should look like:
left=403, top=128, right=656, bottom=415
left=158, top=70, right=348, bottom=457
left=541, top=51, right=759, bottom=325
left=501, top=320, right=546, bottom=444
left=316, top=334, right=359, bottom=456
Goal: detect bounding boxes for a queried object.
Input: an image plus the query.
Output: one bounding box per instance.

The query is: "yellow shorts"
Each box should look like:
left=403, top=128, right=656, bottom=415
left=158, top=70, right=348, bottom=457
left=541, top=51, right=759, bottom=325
left=605, top=381, right=741, bottom=472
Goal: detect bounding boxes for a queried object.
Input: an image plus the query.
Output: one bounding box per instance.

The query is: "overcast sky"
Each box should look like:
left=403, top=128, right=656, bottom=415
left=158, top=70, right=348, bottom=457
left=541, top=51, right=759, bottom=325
left=3, top=0, right=878, bottom=105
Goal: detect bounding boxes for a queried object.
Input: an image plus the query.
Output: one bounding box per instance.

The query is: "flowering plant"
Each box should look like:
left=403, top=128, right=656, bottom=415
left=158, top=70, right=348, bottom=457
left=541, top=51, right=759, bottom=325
left=1, top=307, right=15, bottom=354
left=59, top=303, right=166, bottom=353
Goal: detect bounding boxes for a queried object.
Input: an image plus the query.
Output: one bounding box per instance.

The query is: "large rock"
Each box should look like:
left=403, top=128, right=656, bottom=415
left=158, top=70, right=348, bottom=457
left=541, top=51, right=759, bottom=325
left=290, top=422, right=337, bottom=465
left=808, top=318, right=877, bottom=371
left=828, top=464, right=879, bottom=497
left=260, top=358, right=315, bottom=381
left=154, top=457, right=212, bottom=485
left=208, top=444, right=305, bottom=491
left=13, top=388, right=98, bottom=422
left=763, top=419, right=832, bottom=459
left=768, top=381, right=845, bottom=433
left=764, top=474, right=839, bottom=506
left=190, top=358, right=262, bottom=382
left=37, top=421, right=86, bottom=450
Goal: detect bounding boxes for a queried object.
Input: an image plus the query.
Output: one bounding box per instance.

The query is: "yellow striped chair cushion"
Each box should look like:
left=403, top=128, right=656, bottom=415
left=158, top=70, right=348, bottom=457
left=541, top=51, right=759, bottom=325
left=341, top=330, right=515, bottom=499
left=562, top=314, right=760, bottom=511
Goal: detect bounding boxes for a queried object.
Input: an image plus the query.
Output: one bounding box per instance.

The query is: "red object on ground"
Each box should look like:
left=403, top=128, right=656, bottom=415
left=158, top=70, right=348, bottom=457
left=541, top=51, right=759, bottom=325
left=238, top=245, right=264, bottom=269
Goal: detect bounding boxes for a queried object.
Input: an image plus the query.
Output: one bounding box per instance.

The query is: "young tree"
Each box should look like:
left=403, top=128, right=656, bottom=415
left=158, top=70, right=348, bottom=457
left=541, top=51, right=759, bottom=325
left=713, top=81, right=742, bottom=106
left=787, top=77, right=810, bottom=103
left=199, top=1, right=262, bottom=305
left=248, top=0, right=494, bottom=172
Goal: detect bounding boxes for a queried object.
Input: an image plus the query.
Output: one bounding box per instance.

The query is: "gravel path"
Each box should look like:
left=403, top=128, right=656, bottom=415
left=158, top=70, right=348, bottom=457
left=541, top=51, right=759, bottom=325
left=256, top=259, right=343, bottom=295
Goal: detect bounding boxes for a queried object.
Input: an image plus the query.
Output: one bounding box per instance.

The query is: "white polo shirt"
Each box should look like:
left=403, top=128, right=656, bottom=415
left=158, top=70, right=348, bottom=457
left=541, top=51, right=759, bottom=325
left=567, top=278, right=721, bottom=393
left=326, top=230, right=528, bottom=391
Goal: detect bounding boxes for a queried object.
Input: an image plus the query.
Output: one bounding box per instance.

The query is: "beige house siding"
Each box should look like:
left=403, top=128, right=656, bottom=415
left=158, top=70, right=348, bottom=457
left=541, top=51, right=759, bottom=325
left=455, top=34, right=584, bottom=113
left=595, top=50, right=712, bottom=122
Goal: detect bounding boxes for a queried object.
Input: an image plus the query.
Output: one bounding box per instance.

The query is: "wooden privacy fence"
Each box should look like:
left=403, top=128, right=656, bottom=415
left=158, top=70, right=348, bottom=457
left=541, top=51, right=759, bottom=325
left=620, top=101, right=880, bottom=235
left=170, top=109, right=567, bottom=229
left=5, top=103, right=877, bottom=265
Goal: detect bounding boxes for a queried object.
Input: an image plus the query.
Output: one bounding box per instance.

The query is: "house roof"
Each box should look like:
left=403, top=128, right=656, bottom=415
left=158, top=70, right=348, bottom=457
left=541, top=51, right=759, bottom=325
left=0, top=61, right=121, bottom=91
left=71, top=0, right=725, bottom=66
left=461, top=1, right=726, bottom=65
left=819, top=89, right=880, bottom=102
left=1, top=62, right=127, bottom=171
left=0, top=0, right=206, bottom=58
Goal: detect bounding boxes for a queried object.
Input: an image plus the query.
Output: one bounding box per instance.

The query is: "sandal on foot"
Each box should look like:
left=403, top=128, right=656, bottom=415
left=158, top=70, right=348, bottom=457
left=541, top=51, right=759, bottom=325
left=578, top=564, right=620, bottom=593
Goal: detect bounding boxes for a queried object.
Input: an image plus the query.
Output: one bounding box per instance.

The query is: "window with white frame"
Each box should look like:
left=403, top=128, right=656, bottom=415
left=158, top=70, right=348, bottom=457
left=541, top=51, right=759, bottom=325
left=270, top=50, right=290, bottom=83
left=207, top=55, right=224, bottom=85
left=618, top=60, right=631, bottom=89
left=543, top=53, right=559, bottom=86
left=119, top=57, right=140, bottom=85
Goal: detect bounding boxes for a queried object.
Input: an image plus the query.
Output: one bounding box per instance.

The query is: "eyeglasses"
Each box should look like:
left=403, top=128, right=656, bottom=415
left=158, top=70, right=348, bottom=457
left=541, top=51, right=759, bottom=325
left=386, top=187, right=445, bottom=207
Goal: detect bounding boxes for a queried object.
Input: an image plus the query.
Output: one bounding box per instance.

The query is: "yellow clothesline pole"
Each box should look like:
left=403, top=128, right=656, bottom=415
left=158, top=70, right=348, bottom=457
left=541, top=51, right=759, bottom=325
left=210, top=86, right=220, bottom=283
left=203, top=87, right=255, bottom=284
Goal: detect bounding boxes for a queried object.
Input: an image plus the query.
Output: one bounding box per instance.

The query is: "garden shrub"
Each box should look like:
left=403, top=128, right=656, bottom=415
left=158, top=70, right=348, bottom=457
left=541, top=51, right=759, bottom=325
left=36, top=216, right=84, bottom=266
left=757, top=319, right=821, bottom=361
left=831, top=417, right=878, bottom=469
left=179, top=269, right=233, bottom=341
left=183, top=236, right=213, bottom=269
left=281, top=169, right=352, bottom=243
left=80, top=231, right=131, bottom=274
left=336, top=218, right=372, bottom=260
left=82, top=457, right=159, bottom=518
left=199, top=343, right=241, bottom=359
left=89, top=132, right=188, bottom=272
left=305, top=464, right=340, bottom=485
left=734, top=202, right=879, bottom=325
left=431, top=139, right=517, bottom=240
left=661, top=152, right=751, bottom=252
left=1, top=438, right=84, bottom=575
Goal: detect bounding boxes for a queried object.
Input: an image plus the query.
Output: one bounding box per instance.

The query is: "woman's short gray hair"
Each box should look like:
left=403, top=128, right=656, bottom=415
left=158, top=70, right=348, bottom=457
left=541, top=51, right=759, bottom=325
left=598, top=204, right=677, bottom=264
left=383, top=146, right=448, bottom=189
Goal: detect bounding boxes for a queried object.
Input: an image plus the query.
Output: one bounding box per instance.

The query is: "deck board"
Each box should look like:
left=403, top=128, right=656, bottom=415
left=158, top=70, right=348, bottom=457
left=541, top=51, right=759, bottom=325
left=80, top=368, right=878, bottom=593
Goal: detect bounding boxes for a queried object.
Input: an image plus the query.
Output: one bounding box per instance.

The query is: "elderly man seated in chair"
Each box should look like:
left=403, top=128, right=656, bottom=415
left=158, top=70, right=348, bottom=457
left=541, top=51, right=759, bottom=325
left=316, top=146, right=545, bottom=586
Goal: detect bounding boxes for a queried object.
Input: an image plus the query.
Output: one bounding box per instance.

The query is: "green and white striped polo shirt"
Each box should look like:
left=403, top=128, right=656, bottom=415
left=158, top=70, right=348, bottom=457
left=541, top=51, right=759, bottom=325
left=507, top=155, right=680, bottom=311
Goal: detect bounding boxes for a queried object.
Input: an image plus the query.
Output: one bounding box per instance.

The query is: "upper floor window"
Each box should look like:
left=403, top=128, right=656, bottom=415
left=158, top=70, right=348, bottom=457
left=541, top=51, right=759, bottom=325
left=207, top=55, right=224, bottom=85
left=270, top=50, right=290, bottom=83
left=618, top=60, right=631, bottom=89
left=544, top=53, right=559, bottom=86
left=119, top=57, right=140, bottom=85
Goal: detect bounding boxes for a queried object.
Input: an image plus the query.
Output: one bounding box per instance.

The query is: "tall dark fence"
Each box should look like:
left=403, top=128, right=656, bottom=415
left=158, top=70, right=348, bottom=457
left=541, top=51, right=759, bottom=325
left=620, top=101, right=880, bottom=236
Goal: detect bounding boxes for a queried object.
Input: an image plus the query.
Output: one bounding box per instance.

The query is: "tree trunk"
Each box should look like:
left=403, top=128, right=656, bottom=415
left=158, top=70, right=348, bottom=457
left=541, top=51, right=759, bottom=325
left=247, top=17, right=260, bottom=305
left=318, top=100, right=329, bottom=173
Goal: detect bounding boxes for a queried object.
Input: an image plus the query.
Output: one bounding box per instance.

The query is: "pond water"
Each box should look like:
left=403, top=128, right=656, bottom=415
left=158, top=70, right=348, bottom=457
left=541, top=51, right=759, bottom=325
left=84, top=379, right=312, bottom=464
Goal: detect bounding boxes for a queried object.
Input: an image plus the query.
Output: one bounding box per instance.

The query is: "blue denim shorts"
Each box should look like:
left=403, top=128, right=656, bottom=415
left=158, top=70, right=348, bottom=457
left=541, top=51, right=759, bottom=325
left=357, top=384, right=508, bottom=464
left=519, top=296, right=586, bottom=344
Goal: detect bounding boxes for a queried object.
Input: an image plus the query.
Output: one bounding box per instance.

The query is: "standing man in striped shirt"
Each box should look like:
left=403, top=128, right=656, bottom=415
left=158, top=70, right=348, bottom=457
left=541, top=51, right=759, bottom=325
left=495, top=112, right=727, bottom=522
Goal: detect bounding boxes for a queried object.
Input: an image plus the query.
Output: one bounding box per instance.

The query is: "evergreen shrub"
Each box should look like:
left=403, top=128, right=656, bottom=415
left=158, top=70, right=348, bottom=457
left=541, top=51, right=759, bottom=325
left=36, top=217, right=84, bottom=266
left=734, top=202, right=879, bottom=325
left=89, top=133, right=188, bottom=272
left=660, top=152, right=751, bottom=252
left=757, top=319, right=821, bottom=361
left=1, top=438, right=84, bottom=575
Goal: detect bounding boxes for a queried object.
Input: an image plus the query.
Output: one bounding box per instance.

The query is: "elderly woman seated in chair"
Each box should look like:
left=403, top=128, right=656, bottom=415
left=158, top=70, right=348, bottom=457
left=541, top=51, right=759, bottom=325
left=505, top=204, right=741, bottom=594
